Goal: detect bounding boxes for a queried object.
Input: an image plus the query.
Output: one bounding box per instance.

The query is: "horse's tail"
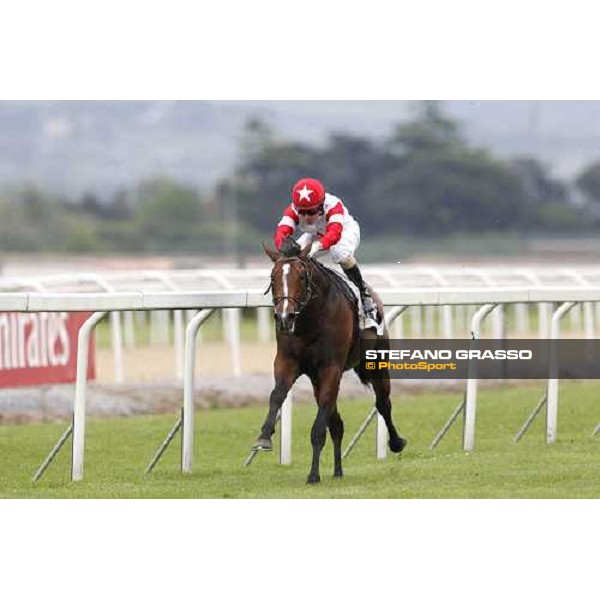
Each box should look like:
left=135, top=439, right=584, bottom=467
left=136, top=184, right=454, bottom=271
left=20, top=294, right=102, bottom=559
left=353, top=362, right=373, bottom=387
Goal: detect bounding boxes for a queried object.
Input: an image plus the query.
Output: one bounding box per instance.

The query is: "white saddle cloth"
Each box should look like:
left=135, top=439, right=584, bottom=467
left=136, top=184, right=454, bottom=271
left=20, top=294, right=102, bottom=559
left=337, top=270, right=385, bottom=336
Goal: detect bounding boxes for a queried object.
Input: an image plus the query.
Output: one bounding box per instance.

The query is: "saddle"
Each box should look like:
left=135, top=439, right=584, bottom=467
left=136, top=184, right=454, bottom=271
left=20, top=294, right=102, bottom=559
left=279, top=238, right=384, bottom=336
left=310, top=258, right=385, bottom=336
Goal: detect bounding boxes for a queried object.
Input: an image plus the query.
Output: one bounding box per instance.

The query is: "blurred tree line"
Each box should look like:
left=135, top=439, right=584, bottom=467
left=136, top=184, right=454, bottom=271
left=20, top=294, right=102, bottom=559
left=0, top=178, right=221, bottom=254
left=230, top=102, right=585, bottom=236
left=1, top=101, right=600, bottom=255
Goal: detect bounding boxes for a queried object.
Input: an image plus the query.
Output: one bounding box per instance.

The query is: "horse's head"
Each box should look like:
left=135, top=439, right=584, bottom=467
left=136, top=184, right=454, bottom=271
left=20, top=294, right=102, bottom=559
left=263, top=243, right=314, bottom=334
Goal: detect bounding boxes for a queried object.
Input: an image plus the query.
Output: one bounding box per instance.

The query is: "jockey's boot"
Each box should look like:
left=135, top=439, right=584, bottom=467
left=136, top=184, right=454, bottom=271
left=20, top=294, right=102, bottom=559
left=343, top=263, right=380, bottom=331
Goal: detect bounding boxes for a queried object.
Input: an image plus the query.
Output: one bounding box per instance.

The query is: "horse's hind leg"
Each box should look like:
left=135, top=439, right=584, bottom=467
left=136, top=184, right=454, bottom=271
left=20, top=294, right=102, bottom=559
left=371, top=371, right=407, bottom=453
left=328, top=409, right=344, bottom=478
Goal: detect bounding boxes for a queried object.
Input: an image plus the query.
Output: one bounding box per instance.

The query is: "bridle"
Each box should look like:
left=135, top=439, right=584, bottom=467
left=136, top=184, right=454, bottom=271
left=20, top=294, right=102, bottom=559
left=264, top=257, right=317, bottom=317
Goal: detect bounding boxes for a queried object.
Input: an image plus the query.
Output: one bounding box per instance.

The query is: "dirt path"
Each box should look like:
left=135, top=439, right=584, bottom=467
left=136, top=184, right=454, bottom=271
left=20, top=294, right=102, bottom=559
left=96, top=341, right=277, bottom=382
left=2, top=342, right=536, bottom=425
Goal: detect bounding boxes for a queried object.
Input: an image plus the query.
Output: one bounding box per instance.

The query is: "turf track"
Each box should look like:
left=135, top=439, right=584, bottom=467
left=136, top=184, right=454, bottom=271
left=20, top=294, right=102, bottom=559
left=2, top=382, right=600, bottom=498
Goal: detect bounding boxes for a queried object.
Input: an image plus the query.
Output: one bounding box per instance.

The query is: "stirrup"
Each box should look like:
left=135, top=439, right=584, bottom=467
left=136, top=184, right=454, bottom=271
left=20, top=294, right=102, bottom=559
left=362, top=297, right=384, bottom=335
left=362, top=294, right=375, bottom=312
left=365, top=306, right=380, bottom=324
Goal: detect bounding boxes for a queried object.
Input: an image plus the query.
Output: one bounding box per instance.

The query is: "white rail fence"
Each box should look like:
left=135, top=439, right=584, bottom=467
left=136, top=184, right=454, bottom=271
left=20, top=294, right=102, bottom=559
left=2, top=286, right=600, bottom=482
left=5, top=266, right=600, bottom=382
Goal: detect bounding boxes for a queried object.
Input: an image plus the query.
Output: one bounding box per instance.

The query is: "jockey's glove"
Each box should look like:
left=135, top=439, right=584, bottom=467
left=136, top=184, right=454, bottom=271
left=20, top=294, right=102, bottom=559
left=308, top=241, right=323, bottom=258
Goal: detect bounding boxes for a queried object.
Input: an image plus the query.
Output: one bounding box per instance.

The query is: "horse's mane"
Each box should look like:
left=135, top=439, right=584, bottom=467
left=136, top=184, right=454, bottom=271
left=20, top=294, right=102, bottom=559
left=309, top=259, right=358, bottom=310
left=310, top=258, right=361, bottom=349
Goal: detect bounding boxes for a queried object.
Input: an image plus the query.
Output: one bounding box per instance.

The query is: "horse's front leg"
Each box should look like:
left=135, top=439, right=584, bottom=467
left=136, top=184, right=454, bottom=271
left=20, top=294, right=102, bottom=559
left=307, top=366, right=342, bottom=484
left=254, top=355, right=298, bottom=451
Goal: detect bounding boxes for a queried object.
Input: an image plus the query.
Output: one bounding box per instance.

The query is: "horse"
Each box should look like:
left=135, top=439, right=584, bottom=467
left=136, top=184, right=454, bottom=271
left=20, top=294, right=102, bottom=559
left=253, top=241, right=407, bottom=484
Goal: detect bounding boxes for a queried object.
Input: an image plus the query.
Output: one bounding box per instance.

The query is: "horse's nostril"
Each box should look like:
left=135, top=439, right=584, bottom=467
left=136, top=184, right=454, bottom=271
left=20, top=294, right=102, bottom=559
left=274, top=312, right=295, bottom=332
left=274, top=313, right=285, bottom=330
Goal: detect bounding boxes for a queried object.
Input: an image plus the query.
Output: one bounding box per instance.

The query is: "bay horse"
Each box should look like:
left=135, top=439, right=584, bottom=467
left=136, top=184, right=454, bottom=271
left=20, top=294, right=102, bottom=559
left=253, top=241, right=407, bottom=484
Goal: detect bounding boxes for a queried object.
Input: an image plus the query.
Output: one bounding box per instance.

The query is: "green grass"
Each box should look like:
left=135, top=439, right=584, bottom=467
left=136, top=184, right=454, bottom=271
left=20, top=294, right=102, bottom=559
left=2, top=381, right=600, bottom=498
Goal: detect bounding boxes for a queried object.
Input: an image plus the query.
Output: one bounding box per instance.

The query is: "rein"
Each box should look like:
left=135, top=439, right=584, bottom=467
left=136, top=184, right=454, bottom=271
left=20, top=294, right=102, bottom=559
left=265, top=257, right=318, bottom=316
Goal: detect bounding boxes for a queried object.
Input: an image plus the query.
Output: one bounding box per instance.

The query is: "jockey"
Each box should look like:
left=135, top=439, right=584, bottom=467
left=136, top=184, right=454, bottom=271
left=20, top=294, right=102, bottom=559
left=274, top=177, right=381, bottom=331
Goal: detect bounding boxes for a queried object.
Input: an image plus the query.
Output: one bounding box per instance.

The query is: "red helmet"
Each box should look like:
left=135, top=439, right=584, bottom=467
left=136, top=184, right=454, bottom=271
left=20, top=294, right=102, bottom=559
left=292, top=178, right=325, bottom=210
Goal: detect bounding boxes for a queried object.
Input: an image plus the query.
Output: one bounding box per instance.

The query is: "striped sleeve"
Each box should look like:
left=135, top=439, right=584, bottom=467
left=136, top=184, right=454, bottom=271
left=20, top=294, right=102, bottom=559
left=274, top=204, right=299, bottom=250
left=320, top=201, right=345, bottom=249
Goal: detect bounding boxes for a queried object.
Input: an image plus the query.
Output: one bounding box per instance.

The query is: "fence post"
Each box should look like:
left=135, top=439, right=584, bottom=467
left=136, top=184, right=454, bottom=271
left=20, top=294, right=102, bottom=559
left=181, top=309, right=216, bottom=474
left=463, top=303, right=497, bottom=452
left=72, top=311, right=108, bottom=482
left=546, top=302, right=577, bottom=444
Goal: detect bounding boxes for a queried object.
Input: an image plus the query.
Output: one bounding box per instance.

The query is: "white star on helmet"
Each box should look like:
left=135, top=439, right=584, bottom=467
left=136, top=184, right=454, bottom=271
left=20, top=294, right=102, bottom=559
left=297, top=184, right=313, bottom=203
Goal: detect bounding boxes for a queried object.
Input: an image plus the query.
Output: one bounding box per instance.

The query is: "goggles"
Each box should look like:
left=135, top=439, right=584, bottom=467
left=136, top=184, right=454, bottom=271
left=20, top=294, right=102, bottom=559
left=297, top=206, right=323, bottom=217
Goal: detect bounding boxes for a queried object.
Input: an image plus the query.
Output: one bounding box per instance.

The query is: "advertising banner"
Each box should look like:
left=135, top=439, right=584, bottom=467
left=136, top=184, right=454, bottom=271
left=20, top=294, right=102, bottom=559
left=0, top=312, right=95, bottom=388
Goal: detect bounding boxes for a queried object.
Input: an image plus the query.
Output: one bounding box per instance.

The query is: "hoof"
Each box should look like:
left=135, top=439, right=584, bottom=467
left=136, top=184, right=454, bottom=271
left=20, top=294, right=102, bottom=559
left=389, top=436, right=407, bottom=453
left=252, top=438, right=272, bottom=451
left=306, top=473, right=321, bottom=485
